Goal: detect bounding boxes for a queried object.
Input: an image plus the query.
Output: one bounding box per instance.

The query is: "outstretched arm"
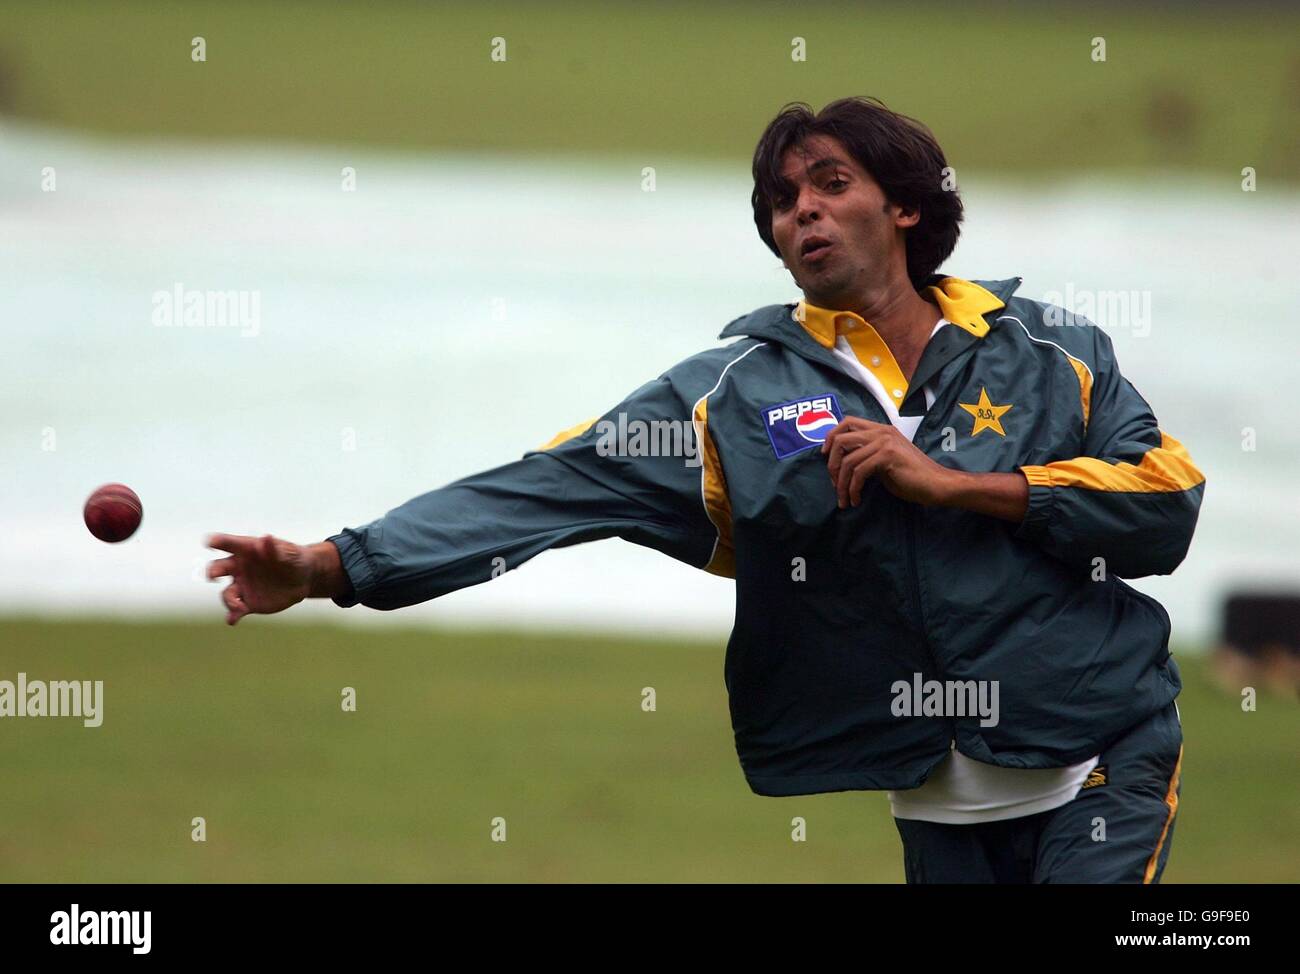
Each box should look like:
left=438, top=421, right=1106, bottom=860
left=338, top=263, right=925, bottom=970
left=206, top=345, right=747, bottom=623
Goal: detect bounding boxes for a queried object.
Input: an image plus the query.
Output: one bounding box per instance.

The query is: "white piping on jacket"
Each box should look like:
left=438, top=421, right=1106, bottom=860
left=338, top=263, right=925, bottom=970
left=691, top=341, right=770, bottom=568
left=996, top=314, right=1095, bottom=386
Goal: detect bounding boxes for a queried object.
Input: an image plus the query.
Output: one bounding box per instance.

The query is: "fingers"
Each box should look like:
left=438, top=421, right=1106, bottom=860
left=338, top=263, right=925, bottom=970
left=837, top=443, right=884, bottom=508
left=822, top=420, right=902, bottom=507
left=207, top=533, right=285, bottom=626
left=820, top=416, right=877, bottom=458
left=822, top=419, right=891, bottom=478
left=221, top=581, right=245, bottom=613
left=221, top=581, right=248, bottom=626
left=206, top=557, right=236, bottom=581
left=207, top=533, right=259, bottom=555
left=845, top=446, right=884, bottom=507
left=825, top=432, right=868, bottom=481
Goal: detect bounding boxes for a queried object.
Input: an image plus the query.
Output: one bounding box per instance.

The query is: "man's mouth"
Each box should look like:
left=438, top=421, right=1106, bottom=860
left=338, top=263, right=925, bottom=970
left=800, top=236, right=834, bottom=263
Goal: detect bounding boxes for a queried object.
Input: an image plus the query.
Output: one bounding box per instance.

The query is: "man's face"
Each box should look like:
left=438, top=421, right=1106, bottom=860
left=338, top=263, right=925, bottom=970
left=769, top=134, right=917, bottom=308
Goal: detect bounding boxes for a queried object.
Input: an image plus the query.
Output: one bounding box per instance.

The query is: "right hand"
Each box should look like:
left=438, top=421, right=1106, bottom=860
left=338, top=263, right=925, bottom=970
left=206, top=533, right=315, bottom=626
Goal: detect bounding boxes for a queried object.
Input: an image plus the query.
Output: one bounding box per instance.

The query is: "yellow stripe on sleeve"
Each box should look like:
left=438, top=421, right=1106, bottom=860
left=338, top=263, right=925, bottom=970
left=535, top=417, right=599, bottom=452
left=1020, top=431, right=1204, bottom=494
left=1066, top=355, right=1094, bottom=428
left=692, top=396, right=735, bottom=578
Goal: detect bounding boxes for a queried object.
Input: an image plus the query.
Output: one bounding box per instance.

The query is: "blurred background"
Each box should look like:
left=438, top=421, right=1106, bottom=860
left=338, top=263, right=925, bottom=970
left=0, top=0, right=1296, bottom=882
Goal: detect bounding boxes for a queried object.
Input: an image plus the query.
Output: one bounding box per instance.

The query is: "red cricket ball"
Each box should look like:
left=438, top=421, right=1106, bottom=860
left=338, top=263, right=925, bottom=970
left=84, top=483, right=144, bottom=543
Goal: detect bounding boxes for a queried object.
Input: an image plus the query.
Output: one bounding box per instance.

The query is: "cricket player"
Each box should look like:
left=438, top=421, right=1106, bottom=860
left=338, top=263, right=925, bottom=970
left=208, top=96, right=1205, bottom=883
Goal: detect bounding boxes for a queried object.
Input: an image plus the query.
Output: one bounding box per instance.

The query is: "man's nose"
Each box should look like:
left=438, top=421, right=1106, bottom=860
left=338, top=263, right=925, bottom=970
left=795, top=188, right=820, bottom=223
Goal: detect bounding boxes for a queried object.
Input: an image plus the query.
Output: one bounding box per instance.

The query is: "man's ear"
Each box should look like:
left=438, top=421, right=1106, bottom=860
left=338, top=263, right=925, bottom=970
left=894, top=202, right=921, bottom=229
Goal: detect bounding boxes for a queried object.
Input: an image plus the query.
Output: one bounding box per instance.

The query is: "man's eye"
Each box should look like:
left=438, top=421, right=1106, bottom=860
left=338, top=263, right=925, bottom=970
left=826, top=177, right=847, bottom=190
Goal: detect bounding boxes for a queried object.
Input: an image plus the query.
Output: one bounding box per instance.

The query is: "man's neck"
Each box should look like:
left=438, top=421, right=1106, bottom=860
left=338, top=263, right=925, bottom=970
left=861, top=282, right=938, bottom=342
left=808, top=280, right=942, bottom=378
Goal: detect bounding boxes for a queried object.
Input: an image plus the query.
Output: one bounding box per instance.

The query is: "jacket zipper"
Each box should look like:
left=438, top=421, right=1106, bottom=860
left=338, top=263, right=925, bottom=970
left=904, top=435, right=957, bottom=752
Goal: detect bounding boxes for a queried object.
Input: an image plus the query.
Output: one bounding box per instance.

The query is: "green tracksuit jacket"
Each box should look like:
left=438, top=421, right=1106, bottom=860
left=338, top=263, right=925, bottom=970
left=328, top=274, right=1206, bottom=797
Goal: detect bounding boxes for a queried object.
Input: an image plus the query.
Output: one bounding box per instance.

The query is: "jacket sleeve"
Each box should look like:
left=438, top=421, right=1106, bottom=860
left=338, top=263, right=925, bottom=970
left=1012, top=324, right=1206, bottom=579
left=325, top=358, right=734, bottom=610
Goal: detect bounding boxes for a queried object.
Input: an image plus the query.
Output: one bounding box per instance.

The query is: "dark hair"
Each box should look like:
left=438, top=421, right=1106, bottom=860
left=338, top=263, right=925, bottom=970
left=751, top=96, right=963, bottom=290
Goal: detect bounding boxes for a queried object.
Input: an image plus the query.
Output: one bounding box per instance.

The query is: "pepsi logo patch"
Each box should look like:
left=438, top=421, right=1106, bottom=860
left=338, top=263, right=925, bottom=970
left=763, top=394, right=844, bottom=459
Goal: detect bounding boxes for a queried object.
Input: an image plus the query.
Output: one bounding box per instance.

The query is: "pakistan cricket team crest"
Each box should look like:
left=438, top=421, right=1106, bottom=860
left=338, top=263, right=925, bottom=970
left=958, top=386, right=1013, bottom=437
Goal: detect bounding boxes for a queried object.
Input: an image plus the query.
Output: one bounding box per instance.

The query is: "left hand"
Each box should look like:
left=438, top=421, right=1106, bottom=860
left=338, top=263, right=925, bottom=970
left=821, top=416, right=957, bottom=509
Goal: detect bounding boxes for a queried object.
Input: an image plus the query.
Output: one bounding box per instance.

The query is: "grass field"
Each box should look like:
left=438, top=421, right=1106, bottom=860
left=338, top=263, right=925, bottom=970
left=1, top=0, right=1297, bottom=181
left=0, top=616, right=1295, bottom=883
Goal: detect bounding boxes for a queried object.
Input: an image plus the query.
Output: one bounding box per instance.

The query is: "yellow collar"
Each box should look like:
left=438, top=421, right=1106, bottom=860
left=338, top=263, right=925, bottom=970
left=795, top=276, right=1007, bottom=348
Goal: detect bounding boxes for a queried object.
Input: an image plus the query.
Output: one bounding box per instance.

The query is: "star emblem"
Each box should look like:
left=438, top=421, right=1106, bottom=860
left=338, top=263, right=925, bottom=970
left=958, top=386, right=1013, bottom=437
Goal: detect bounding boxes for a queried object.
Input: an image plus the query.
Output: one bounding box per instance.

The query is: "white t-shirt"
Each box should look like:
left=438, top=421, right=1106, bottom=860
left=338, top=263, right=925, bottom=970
left=821, top=314, right=1099, bottom=824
